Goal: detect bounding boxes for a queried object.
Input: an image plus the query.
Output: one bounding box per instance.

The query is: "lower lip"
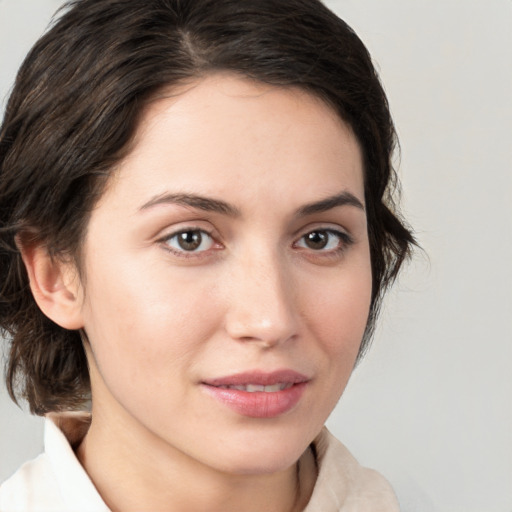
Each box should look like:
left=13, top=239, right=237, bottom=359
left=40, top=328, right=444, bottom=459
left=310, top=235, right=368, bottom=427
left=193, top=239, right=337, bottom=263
left=202, top=383, right=308, bottom=418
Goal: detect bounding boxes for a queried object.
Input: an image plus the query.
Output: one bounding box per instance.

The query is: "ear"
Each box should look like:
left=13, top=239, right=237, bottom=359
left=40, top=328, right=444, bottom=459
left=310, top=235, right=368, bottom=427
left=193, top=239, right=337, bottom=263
left=17, top=238, right=85, bottom=330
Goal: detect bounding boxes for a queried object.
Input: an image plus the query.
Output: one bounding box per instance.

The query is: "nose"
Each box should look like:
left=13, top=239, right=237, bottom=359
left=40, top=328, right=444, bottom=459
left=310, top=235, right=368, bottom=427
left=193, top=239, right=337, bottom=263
left=223, top=250, right=299, bottom=348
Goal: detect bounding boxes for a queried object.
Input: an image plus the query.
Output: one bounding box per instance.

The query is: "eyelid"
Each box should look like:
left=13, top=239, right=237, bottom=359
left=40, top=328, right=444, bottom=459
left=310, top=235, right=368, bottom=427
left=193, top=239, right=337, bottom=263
left=293, top=225, right=354, bottom=254
left=157, top=226, right=223, bottom=258
left=294, top=222, right=353, bottom=240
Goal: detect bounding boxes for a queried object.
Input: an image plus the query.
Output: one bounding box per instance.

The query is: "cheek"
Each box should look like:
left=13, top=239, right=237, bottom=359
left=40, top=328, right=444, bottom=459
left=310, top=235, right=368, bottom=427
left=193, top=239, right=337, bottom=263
left=287, top=257, right=372, bottom=432
left=79, top=254, right=222, bottom=399
left=307, top=260, right=372, bottom=343
left=301, top=258, right=373, bottom=399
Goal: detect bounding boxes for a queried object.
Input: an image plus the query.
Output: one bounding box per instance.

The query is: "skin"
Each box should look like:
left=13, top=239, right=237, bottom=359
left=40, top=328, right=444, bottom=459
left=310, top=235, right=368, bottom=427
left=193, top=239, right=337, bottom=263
left=28, top=74, right=372, bottom=511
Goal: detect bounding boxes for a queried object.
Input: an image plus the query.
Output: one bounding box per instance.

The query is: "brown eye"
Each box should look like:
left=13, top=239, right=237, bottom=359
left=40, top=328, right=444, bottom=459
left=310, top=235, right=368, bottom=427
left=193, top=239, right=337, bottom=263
left=164, top=229, right=214, bottom=253
left=303, top=231, right=329, bottom=250
left=296, top=229, right=351, bottom=252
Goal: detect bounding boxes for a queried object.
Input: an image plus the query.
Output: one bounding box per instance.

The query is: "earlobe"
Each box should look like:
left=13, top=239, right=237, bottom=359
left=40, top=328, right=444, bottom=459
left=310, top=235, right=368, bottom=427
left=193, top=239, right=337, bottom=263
left=17, top=238, right=85, bottom=330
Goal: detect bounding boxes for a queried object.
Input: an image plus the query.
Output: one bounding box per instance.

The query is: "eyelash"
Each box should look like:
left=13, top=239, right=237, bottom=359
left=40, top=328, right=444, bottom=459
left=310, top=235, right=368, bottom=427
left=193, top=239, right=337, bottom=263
left=159, top=227, right=353, bottom=259
left=160, top=228, right=219, bottom=258
left=293, top=229, right=354, bottom=256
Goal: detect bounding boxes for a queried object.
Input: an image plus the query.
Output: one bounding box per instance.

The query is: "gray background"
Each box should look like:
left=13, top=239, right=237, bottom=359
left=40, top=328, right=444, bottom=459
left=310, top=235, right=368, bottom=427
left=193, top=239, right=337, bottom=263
left=1, top=1, right=511, bottom=511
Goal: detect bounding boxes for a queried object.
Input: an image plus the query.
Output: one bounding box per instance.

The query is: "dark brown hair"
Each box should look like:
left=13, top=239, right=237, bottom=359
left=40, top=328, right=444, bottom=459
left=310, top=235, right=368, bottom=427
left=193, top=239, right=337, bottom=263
left=0, top=0, right=415, bottom=414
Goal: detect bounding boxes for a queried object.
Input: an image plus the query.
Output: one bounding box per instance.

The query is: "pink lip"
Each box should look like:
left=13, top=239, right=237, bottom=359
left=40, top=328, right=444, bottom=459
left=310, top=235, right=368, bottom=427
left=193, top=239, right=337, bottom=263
left=201, top=370, right=309, bottom=418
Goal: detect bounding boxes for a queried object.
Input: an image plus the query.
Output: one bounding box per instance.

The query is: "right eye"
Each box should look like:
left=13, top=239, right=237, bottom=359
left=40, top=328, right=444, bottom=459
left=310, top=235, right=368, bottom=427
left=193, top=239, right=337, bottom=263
left=163, top=229, right=216, bottom=254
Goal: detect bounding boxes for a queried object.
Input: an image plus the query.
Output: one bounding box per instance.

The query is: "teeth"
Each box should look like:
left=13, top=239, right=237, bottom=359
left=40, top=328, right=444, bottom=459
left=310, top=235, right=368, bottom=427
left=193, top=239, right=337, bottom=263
left=220, top=383, right=293, bottom=392
left=246, top=384, right=266, bottom=392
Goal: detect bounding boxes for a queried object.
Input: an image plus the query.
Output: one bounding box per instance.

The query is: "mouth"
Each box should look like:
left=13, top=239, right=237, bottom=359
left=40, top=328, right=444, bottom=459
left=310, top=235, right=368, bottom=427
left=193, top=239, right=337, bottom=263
left=215, top=382, right=294, bottom=392
left=203, top=369, right=309, bottom=388
left=201, top=370, right=309, bottom=418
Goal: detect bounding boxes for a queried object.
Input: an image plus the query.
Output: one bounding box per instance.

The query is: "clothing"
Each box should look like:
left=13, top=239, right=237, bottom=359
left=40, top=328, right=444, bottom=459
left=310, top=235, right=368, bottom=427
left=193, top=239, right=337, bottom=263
left=0, top=412, right=399, bottom=511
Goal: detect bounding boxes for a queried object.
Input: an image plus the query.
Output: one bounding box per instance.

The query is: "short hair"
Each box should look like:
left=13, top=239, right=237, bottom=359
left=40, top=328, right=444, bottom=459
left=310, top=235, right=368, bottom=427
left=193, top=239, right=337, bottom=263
left=0, top=0, right=415, bottom=414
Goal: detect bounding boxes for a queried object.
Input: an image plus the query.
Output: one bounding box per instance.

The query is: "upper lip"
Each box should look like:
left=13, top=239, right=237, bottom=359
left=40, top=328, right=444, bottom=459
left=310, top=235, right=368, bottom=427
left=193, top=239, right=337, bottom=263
left=203, top=369, right=309, bottom=387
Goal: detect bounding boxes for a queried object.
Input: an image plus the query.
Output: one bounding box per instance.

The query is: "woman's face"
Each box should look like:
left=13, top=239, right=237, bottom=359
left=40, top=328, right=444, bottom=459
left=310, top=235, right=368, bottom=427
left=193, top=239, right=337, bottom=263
left=77, top=74, right=372, bottom=474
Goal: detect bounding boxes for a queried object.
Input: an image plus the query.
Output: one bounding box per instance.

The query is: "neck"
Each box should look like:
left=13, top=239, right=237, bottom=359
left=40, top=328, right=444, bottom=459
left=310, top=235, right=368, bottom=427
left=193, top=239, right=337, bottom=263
left=76, top=403, right=316, bottom=512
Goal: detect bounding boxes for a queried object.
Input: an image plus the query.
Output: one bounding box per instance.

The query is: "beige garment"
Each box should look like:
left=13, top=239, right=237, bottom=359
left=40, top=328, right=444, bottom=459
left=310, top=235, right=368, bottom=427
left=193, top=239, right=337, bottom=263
left=303, top=428, right=400, bottom=511
left=0, top=412, right=399, bottom=511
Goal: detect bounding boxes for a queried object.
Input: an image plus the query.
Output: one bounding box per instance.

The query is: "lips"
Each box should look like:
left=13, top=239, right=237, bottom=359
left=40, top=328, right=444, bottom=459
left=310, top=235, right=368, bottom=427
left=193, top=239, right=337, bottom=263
left=201, top=370, right=309, bottom=418
left=217, top=382, right=293, bottom=392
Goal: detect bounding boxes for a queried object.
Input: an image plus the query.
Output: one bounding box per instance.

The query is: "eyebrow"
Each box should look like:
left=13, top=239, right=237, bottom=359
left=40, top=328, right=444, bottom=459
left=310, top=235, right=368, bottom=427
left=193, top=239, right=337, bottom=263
left=295, top=191, right=365, bottom=216
left=139, top=190, right=364, bottom=217
left=139, top=192, right=241, bottom=216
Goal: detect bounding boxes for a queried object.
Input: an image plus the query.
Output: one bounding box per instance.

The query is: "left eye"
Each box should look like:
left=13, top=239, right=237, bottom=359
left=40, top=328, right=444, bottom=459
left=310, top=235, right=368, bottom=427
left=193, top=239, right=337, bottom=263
left=295, top=229, right=347, bottom=251
left=164, top=229, right=215, bottom=253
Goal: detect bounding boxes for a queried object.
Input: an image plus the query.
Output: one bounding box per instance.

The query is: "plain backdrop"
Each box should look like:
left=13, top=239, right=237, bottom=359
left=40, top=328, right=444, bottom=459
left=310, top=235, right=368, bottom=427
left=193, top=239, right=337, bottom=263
left=1, top=1, right=511, bottom=511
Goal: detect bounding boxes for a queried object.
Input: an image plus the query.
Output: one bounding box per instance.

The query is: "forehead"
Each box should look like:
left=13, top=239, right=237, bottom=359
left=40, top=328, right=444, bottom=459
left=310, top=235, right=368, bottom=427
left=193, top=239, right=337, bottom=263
left=100, top=74, right=364, bottom=214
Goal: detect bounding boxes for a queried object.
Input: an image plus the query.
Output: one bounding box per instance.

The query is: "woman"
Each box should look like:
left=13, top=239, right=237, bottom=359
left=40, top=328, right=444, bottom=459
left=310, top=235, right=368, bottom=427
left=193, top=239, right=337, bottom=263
left=0, top=0, right=414, bottom=510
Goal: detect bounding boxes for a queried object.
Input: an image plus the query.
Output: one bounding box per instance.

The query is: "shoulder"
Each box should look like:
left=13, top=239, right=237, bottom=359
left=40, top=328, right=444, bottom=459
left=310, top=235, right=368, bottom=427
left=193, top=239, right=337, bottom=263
left=0, top=413, right=108, bottom=512
left=0, top=453, right=64, bottom=511
left=304, top=428, right=400, bottom=511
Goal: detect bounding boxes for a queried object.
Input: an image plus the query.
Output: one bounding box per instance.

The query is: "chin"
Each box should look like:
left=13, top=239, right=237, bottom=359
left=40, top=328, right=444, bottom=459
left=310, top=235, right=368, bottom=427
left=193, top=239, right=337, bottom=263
left=205, top=425, right=315, bottom=476
left=221, top=452, right=302, bottom=476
